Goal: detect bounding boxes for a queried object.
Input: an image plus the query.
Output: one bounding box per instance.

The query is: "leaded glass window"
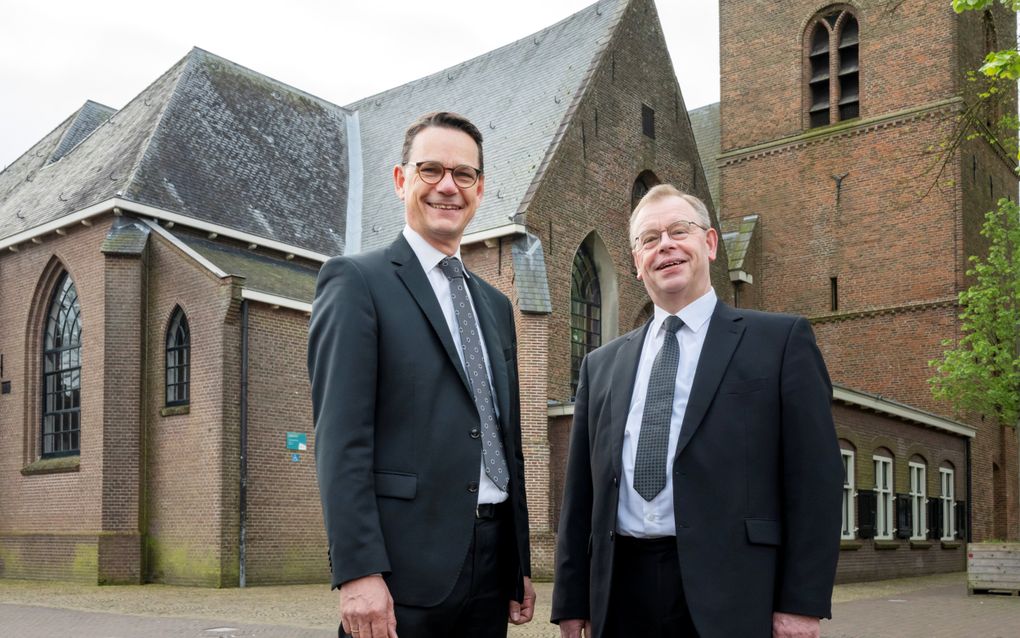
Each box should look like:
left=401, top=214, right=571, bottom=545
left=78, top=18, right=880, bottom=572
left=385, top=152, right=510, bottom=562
left=571, top=243, right=601, bottom=398
left=42, top=273, right=82, bottom=457
left=166, top=307, right=190, bottom=406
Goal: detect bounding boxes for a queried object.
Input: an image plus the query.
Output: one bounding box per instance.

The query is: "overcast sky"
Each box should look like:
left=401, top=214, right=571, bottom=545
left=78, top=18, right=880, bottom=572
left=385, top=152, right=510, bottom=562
left=0, top=0, right=720, bottom=170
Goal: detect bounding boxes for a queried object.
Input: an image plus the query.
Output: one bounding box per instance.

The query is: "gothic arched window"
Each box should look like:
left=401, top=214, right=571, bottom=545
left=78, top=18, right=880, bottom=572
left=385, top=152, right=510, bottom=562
left=806, top=7, right=859, bottom=128
left=166, top=307, right=190, bottom=406
left=571, top=242, right=602, bottom=397
left=631, top=171, right=660, bottom=211
left=42, top=273, right=82, bottom=457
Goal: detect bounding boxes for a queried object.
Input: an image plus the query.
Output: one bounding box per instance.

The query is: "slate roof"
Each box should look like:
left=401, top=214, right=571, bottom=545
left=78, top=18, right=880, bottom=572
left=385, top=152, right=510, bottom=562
left=688, top=102, right=720, bottom=211
left=175, top=231, right=319, bottom=303
left=0, top=48, right=351, bottom=256
left=720, top=214, right=758, bottom=271
left=347, top=0, right=627, bottom=252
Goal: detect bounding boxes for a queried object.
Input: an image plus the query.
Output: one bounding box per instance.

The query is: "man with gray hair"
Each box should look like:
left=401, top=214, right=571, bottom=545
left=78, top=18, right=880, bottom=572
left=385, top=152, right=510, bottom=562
left=552, top=185, right=842, bottom=637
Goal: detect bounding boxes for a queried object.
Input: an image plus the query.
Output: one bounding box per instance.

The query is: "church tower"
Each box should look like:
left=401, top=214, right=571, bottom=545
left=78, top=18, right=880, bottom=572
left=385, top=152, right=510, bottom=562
left=716, top=0, right=1018, bottom=542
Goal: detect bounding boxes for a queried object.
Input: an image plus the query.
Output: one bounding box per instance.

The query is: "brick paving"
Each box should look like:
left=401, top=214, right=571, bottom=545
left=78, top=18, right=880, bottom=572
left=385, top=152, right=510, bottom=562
left=1, top=572, right=1018, bottom=637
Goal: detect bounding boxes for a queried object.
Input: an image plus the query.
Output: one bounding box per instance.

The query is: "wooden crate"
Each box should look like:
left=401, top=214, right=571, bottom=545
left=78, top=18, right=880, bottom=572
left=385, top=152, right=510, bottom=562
left=968, top=543, right=1020, bottom=596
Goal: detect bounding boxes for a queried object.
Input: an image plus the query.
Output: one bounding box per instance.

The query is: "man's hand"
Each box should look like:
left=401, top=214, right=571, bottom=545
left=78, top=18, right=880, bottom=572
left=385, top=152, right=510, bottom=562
left=773, top=612, right=820, bottom=638
left=508, top=576, right=536, bottom=624
left=559, top=618, right=593, bottom=637
left=339, top=575, right=398, bottom=638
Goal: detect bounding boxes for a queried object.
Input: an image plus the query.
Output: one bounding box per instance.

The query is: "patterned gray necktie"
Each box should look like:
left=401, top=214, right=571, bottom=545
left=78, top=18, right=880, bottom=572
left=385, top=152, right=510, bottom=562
left=439, top=257, right=510, bottom=492
left=633, top=315, right=684, bottom=501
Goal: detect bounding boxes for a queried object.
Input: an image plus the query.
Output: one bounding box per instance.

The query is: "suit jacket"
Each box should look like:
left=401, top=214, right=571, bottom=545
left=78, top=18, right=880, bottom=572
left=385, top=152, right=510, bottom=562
left=308, top=234, right=531, bottom=607
left=552, top=301, right=842, bottom=638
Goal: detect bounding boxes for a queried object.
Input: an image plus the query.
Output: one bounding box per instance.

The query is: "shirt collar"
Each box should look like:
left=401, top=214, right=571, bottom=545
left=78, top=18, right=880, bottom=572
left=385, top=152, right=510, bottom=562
left=402, top=225, right=468, bottom=278
left=650, top=287, right=717, bottom=336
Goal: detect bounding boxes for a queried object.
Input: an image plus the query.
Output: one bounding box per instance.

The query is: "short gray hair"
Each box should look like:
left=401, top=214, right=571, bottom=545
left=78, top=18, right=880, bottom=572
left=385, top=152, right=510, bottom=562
left=628, top=185, right=712, bottom=246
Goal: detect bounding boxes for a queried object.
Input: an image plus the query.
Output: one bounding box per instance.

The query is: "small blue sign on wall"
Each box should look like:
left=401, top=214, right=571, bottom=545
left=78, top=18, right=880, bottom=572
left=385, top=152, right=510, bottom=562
left=291, top=453, right=301, bottom=463
left=286, top=432, right=307, bottom=451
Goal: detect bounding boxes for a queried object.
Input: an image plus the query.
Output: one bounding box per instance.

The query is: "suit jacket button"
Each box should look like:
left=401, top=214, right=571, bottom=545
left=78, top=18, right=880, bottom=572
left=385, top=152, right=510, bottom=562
left=469, top=428, right=481, bottom=439
left=613, top=476, right=618, bottom=487
left=468, top=481, right=479, bottom=493
left=609, top=531, right=615, bottom=541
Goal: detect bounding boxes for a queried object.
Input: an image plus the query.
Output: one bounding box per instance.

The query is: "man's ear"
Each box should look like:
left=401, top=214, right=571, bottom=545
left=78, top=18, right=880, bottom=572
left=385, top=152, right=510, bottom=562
left=705, top=227, right=719, bottom=262
left=393, top=164, right=407, bottom=200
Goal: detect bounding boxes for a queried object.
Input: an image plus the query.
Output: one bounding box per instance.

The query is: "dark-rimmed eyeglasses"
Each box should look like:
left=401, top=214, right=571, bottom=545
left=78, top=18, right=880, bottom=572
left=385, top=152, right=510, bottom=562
left=408, top=160, right=482, bottom=189
left=634, top=220, right=707, bottom=251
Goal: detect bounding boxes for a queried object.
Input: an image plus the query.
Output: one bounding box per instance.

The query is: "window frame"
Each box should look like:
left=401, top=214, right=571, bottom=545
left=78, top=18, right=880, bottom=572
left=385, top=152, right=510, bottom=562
left=873, top=455, right=894, bottom=540
left=570, top=243, right=602, bottom=398
left=841, top=449, right=856, bottom=539
left=41, top=273, right=83, bottom=458
left=908, top=461, right=927, bottom=540
left=165, top=307, right=191, bottom=407
left=805, top=6, right=860, bottom=129
left=940, top=467, right=956, bottom=541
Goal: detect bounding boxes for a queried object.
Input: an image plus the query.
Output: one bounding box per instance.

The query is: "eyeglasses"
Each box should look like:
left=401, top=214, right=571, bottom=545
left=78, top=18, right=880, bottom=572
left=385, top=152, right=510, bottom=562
left=409, top=160, right=482, bottom=189
left=634, top=220, right=707, bottom=250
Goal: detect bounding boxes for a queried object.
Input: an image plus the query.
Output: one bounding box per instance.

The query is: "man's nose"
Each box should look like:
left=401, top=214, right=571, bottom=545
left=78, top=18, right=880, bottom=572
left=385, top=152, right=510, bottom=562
left=435, top=170, right=460, bottom=194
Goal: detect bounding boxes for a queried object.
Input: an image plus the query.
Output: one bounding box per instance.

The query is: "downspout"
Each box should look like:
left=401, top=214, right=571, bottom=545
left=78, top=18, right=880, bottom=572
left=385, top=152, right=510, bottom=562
left=966, top=437, right=972, bottom=542
left=239, top=299, right=249, bottom=587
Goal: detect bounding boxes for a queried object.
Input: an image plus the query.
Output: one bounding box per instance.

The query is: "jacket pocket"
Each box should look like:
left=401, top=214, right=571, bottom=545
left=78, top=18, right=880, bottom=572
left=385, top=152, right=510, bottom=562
left=745, top=518, right=782, bottom=546
left=374, top=471, right=417, bottom=500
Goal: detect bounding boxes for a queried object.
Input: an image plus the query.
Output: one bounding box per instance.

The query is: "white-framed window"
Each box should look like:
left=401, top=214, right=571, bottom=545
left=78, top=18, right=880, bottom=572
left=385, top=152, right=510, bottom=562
left=940, top=467, right=956, bottom=540
left=841, top=450, right=856, bottom=539
left=873, top=455, right=894, bottom=540
left=909, top=461, right=927, bottom=539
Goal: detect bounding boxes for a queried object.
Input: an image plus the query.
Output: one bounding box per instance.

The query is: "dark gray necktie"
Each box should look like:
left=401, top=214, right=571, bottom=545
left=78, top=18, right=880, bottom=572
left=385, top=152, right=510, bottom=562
left=439, top=257, right=509, bottom=492
left=633, top=315, right=684, bottom=501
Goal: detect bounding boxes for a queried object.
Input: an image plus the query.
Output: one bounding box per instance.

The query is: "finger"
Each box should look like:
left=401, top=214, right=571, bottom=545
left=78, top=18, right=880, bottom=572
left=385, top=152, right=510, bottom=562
left=508, top=599, right=522, bottom=623
left=584, top=620, right=593, bottom=637
left=370, top=615, right=390, bottom=638
left=520, top=595, right=535, bottom=621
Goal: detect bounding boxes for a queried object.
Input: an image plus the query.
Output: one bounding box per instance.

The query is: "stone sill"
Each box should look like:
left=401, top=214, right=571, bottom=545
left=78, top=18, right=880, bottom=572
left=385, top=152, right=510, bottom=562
left=160, top=404, right=191, bottom=417
left=910, top=540, right=933, bottom=550
left=941, top=540, right=962, bottom=549
left=840, top=539, right=863, bottom=551
left=21, top=455, right=81, bottom=476
left=874, top=540, right=900, bottom=550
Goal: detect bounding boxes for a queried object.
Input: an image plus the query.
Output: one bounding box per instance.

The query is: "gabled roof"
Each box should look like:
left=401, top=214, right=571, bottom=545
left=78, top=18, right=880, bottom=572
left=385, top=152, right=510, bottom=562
left=347, top=0, right=628, bottom=252
left=0, top=48, right=352, bottom=256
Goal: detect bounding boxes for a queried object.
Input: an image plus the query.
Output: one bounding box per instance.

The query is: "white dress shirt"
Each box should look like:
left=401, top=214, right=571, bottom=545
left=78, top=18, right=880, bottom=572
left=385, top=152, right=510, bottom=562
left=616, top=288, right=717, bottom=537
left=402, top=226, right=508, bottom=505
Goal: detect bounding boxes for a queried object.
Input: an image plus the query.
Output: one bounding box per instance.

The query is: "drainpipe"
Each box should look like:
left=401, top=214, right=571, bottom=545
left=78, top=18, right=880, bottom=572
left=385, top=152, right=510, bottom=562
left=239, top=299, right=249, bottom=587
left=965, top=437, right=972, bottom=543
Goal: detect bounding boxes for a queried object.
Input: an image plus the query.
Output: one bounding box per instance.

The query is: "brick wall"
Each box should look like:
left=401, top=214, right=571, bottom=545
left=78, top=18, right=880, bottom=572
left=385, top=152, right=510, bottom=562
left=142, top=230, right=239, bottom=586
left=0, top=217, right=112, bottom=582
left=244, top=303, right=327, bottom=584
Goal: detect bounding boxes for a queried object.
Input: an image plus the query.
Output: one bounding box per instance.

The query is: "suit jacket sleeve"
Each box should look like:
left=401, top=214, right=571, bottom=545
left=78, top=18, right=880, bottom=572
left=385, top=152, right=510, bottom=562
left=550, top=355, right=593, bottom=622
left=776, top=317, right=843, bottom=618
left=308, top=256, right=390, bottom=588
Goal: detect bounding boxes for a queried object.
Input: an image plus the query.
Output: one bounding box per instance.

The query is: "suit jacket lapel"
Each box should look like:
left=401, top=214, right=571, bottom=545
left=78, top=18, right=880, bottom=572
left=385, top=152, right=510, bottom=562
left=609, top=321, right=650, bottom=479
left=464, top=274, right=511, bottom=431
left=675, top=302, right=745, bottom=459
left=388, top=236, right=472, bottom=393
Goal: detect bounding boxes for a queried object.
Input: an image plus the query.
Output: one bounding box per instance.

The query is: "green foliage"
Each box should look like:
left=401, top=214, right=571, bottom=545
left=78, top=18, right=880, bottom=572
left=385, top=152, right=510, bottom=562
left=930, top=199, right=1020, bottom=427
left=979, top=49, right=1020, bottom=80
left=952, top=0, right=1020, bottom=13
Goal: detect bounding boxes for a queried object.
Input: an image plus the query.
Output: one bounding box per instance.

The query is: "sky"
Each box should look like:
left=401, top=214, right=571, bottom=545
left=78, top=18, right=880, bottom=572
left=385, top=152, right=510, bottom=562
left=0, top=0, right=720, bottom=171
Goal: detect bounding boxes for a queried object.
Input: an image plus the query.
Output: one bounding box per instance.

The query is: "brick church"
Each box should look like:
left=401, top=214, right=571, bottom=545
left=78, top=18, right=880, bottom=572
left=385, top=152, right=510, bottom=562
left=0, top=0, right=1016, bottom=586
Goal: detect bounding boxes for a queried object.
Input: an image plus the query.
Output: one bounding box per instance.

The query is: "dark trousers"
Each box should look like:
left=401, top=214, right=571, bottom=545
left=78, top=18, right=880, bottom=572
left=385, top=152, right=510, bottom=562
left=604, top=535, right=699, bottom=638
left=341, top=503, right=512, bottom=638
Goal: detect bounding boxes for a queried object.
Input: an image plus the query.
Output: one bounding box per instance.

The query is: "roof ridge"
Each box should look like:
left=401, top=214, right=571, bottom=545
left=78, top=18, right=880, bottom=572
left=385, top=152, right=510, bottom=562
left=121, top=51, right=197, bottom=202
left=514, top=0, right=631, bottom=218
left=345, top=0, right=625, bottom=111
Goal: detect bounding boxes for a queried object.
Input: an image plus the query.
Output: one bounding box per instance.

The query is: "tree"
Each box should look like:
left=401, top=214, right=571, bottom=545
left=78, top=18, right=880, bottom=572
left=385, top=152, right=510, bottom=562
left=930, top=198, right=1020, bottom=428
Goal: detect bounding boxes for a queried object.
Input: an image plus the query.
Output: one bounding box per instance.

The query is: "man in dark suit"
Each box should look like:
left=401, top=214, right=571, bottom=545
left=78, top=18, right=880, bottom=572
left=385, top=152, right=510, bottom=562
left=309, top=112, right=535, bottom=638
left=551, top=185, right=842, bottom=638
